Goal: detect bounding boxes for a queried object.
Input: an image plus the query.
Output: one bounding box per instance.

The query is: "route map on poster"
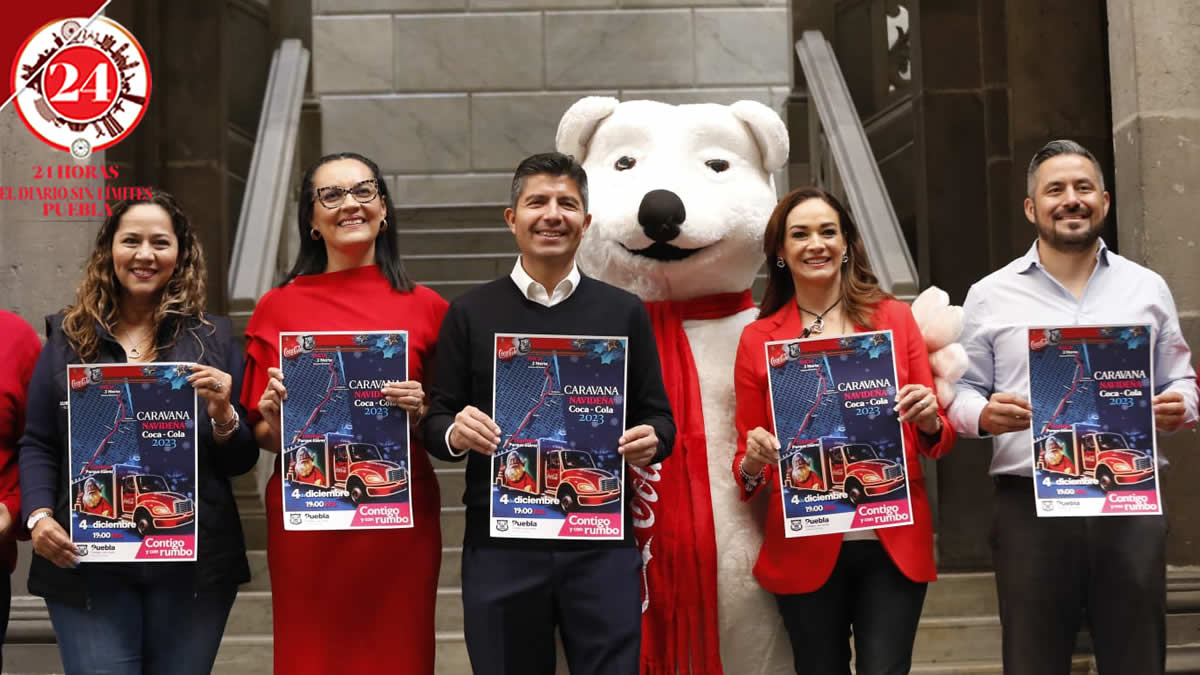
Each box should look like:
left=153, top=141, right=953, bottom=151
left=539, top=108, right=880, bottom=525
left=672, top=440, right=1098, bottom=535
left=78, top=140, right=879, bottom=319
left=1028, top=324, right=1160, bottom=517
left=765, top=331, right=912, bottom=538
left=490, top=334, right=627, bottom=540
left=280, top=331, right=413, bottom=530
left=67, top=363, right=197, bottom=562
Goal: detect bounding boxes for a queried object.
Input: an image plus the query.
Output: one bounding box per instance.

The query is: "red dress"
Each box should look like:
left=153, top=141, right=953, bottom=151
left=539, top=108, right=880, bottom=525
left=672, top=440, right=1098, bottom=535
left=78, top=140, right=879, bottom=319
left=241, top=265, right=448, bottom=674
left=732, top=298, right=957, bottom=594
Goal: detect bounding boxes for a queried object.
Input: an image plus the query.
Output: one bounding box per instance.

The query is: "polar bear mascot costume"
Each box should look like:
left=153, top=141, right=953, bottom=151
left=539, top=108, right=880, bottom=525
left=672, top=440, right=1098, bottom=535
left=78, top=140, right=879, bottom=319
left=557, top=97, right=793, bottom=675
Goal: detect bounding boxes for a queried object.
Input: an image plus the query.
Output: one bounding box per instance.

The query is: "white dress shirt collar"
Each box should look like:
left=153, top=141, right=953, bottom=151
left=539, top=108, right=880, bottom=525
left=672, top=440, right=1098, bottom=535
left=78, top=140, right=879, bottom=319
left=1019, top=237, right=1111, bottom=274
left=510, top=256, right=581, bottom=307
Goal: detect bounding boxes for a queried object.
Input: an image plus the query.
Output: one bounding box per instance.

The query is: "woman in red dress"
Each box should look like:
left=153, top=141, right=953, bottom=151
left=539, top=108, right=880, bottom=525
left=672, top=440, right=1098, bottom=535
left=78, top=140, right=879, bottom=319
left=241, top=152, right=448, bottom=673
left=732, top=187, right=956, bottom=675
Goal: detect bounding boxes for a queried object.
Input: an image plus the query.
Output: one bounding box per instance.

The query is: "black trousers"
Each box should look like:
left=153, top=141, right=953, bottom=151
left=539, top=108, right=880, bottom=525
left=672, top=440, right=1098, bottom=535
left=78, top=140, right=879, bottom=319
left=991, top=476, right=1167, bottom=675
left=461, top=546, right=642, bottom=675
left=774, top=540, right=928, bottom=675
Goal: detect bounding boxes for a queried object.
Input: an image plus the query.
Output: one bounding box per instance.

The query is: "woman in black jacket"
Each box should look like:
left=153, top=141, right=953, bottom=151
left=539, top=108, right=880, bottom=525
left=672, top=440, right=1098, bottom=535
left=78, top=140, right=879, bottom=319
left=18, top=191, right=258, bottom=675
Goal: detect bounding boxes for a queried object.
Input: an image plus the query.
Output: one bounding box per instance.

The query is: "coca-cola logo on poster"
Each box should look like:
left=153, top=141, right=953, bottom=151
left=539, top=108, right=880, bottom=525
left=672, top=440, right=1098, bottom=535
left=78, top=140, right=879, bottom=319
left=282, top=342, right=303, bottom=359
left=69, top=373, right=90, bottom=390
left=10, top=16, right=152, bottom=158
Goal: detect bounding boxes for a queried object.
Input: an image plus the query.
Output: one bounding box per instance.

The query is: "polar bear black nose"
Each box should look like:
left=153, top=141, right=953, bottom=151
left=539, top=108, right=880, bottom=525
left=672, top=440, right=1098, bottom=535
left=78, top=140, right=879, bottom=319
left=638, top=190, right=686, bottom=243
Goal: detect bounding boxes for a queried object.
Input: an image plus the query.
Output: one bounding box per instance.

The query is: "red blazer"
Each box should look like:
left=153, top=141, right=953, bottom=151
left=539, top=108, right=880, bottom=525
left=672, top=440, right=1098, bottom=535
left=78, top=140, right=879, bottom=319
left=732, top=298, right=956, bottom=594
left=0, top=310, right=41, bottom=573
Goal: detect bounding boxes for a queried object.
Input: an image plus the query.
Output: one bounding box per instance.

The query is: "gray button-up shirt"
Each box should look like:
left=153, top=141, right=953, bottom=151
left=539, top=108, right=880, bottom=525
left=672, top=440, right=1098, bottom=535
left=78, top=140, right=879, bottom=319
left=948, top=239, right=1198, bottom=477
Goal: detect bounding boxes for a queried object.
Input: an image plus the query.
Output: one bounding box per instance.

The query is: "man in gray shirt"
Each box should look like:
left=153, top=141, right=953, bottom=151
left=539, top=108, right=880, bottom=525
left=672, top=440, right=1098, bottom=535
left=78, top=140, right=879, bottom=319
left=948, top=139, right=1198, bottom=675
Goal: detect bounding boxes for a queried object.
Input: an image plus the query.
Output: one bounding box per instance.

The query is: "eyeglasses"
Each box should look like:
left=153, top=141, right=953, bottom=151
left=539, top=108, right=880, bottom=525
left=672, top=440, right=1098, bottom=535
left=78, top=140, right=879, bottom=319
left=314, top=179, right=379, bottom=209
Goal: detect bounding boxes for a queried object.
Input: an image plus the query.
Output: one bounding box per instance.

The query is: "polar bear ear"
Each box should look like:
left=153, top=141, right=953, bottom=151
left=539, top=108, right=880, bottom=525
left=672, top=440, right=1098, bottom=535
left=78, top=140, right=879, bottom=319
left=556, top=96, right=621, bottom=163
left=730, top=100, right=789, bottom=173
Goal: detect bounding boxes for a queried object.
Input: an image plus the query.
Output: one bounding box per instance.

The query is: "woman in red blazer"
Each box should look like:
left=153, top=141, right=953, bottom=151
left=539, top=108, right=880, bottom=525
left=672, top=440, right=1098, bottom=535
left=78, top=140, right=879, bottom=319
left=733, top=187, right=956, bottom=675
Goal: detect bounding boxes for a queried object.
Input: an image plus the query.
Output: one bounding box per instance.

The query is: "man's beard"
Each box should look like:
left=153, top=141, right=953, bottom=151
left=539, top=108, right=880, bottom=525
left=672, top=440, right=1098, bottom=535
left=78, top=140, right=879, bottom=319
left=505, top=466, right=524, bottom=482
left=1037, top=207, right=1103, bottom=252
left=297, top=461, right=313, bottom=477
left=85, top=491, right=100, bottom=507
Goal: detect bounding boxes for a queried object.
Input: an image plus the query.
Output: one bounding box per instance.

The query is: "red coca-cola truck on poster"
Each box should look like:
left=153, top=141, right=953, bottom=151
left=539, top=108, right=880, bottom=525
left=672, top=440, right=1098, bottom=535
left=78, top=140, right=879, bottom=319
left=285, top=432, right=409, bottom=505
left=72, top=464, right=194, bottom=535
left=1035, top=422, right=1153, bottom=491
left=784, top=436, right=905, bottom=504
left=495, top=439, right=620, bottom=512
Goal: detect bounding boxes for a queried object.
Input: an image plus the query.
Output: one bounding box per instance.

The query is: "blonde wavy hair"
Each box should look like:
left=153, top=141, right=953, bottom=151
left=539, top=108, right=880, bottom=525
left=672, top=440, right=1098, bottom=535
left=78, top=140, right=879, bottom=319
left=61, top=191, right=210, bottom=362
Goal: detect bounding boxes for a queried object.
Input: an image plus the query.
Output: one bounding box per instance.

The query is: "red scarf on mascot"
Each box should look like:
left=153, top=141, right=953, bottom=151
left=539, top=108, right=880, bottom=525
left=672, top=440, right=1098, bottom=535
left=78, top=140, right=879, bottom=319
left=635, top=289, right=755, bottom=675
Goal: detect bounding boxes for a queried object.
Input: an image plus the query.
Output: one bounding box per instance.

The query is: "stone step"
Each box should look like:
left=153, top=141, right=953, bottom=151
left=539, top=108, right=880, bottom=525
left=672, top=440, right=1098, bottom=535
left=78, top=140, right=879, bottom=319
left=211, top=632, right=474, bottom=675
left=397, top=226, right=517, bottom=255
left=910, top=657, right=1092, bottom=674
left=403, top=252, right=517, bottom=282
left=394, top=205, right=503, bottom=229
left=911, top=611, right=1200, bottom=664
left=6, top=612, right=1200, bottom=674
left=435, top=466, right=466, bottom=507
left=922, top=571, right=997, bottom=617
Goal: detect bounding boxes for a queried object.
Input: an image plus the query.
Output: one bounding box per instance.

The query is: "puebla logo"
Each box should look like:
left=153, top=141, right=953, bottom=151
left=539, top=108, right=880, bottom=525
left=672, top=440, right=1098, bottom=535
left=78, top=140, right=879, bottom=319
left=10, top=17, right=151, bottom=158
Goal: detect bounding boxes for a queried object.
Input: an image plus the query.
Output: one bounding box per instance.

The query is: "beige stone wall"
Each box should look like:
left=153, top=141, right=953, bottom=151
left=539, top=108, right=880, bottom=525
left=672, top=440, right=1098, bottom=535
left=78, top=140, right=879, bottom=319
left=312, top=0, right=791, bottom=206
left=0, top=106, right=105, bottom=333
left=1106, top=0, right=1200, bottom=563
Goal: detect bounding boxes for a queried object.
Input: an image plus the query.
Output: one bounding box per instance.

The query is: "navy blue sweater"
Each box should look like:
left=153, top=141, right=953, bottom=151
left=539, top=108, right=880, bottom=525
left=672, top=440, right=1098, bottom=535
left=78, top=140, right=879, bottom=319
left=423, top=274, right=675, bottom=549
left=19, top=313, right=258, bottom=606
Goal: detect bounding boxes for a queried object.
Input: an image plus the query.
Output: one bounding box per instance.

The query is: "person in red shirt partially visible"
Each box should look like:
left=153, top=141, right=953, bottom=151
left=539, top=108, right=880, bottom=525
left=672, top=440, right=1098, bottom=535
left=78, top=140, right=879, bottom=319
left=0, top=308, right=41, bottom=669
left=245, top=152, right=448, bottom=675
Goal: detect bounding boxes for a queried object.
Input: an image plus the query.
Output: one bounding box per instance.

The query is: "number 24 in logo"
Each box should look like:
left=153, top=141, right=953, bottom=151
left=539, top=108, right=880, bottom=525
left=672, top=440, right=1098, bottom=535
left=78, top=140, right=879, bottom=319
left=10, top=17, right=152, bottom=158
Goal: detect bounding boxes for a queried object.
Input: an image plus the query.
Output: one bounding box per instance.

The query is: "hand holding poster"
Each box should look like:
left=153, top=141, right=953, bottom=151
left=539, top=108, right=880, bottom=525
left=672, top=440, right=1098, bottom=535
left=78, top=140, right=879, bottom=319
left=765, top=331, right=913, bottom=537
left=279, top=331, right=413, bottom=530
left=491, top=334, right=627, bottom=540
left=1027, top=325, right=1160, bottom=516
left=68, top=363, right=197, bottom=562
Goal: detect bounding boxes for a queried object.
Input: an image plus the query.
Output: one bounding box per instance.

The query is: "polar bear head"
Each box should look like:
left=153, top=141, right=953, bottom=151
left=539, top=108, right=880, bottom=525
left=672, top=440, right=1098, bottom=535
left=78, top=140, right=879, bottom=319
left=556, top=97, right=788, bottom=302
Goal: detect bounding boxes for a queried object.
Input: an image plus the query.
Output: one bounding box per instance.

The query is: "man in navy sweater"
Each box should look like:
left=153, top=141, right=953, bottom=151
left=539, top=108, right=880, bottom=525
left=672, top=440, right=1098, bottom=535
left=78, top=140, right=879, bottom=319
left=424, top=152, right=675, bottom=675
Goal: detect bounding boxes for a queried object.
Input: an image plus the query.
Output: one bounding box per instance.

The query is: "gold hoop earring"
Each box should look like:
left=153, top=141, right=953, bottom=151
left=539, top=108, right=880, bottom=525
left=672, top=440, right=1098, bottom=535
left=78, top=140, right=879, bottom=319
left=775, top=257, right=786, bottom=269
left=842, top=253, right=849, bottom=264
left=379, top=218, right=388, bottom=231
left=310, top=228, right=321, bottom=240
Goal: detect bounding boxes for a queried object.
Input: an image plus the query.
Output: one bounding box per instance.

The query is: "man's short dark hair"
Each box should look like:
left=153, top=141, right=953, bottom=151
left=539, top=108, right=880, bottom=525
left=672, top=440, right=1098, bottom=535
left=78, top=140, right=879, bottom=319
left=510, top=152, right=589, bottom=212
left=1026, top=139, right=1106, bottom=197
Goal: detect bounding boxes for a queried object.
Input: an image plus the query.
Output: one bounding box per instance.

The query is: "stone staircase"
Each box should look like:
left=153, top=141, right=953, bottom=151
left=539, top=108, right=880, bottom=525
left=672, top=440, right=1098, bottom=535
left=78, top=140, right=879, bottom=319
left=6, top=206, right=1200, bottom=674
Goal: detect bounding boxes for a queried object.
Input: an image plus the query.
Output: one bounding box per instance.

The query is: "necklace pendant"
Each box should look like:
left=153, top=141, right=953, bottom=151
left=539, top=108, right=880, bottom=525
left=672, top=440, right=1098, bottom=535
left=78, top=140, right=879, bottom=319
left=810, top=318, right=824, bottom=335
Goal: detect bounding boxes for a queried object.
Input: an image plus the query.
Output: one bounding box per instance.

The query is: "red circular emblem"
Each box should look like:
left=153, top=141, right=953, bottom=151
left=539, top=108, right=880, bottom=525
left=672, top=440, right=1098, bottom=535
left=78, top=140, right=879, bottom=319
left=10, top=17, right=151, bottom=158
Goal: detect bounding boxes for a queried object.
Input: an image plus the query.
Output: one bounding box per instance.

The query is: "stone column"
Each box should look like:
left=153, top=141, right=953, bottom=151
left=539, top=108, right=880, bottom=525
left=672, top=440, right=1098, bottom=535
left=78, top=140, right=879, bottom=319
left=1106, top=0, right=1200, bottom=564
left=0, top=107, right=105, bottom=329
left=1006, top=0, right=1114, bottom=254
left=909, top=0, right=1008, bottom=570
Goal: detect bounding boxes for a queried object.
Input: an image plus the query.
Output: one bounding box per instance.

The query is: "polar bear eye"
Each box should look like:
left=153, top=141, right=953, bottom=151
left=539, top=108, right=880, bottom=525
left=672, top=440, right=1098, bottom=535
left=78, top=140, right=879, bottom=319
left=615, top=156, right=636, bottom=171
left=705, top=159, right=730, bottom=173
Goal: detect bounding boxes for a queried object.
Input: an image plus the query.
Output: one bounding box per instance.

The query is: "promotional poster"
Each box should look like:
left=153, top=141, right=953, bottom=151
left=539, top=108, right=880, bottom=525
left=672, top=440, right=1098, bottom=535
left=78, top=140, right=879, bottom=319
left=1027, top=325, right=1160, bottom=517
left=67, top=363, right=197, bottom=562
left=765, top=331, right=912, bottom=538
left=490, top=334, right=627, bottom=540
left=279, top=331, right=413, bottom=530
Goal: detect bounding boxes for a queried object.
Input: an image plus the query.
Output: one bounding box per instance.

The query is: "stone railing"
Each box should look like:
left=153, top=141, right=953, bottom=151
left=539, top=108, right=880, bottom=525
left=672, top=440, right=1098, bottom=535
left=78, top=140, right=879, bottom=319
left=227, top=38, right=310, bottom=321
left=794, top=30, right=918, bottom=301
